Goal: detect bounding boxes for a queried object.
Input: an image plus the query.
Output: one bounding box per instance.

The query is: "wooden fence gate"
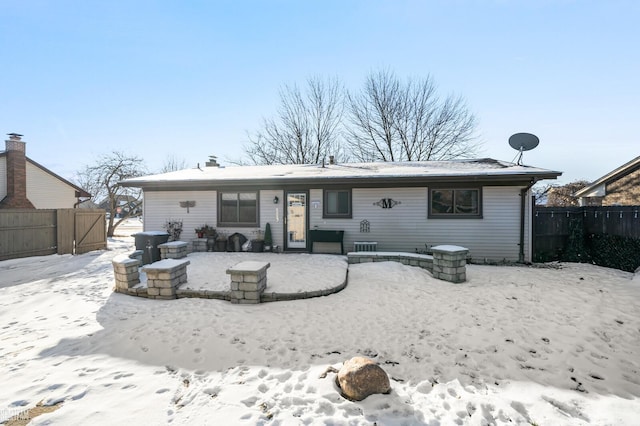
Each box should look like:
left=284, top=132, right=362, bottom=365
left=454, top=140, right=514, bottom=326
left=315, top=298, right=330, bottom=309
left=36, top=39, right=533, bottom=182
left=0, top=209, right=107, bottom=261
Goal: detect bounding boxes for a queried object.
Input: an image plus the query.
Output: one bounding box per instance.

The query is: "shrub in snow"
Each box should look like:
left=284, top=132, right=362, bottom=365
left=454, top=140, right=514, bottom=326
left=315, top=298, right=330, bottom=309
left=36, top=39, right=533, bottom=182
left=163, top=219, right=183, bottom=242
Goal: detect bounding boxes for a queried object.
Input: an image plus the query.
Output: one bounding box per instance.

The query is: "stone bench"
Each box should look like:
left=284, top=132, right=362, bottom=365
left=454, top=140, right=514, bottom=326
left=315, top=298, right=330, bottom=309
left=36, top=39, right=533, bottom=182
left=348, top=251, right=434, bottom=271
left=348, top=245, right=469, bottom=284
left=158, top=241, right=188, bottom=259
left=226, top=261, right=270, bottom=304
left=143, top=258, right=190, bottom=299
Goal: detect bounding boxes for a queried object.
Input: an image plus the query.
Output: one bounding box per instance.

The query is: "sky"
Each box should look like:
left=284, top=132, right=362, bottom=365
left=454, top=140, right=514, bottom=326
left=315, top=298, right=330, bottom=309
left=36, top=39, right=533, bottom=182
left=1, top=0, right=638, bottom=186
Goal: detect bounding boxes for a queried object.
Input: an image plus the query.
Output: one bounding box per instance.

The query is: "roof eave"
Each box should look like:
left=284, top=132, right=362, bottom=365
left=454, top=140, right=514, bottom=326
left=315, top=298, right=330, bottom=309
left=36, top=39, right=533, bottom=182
left=120, top=171, right=562, bottom=190
left=575, top=156, right=640, bottom=197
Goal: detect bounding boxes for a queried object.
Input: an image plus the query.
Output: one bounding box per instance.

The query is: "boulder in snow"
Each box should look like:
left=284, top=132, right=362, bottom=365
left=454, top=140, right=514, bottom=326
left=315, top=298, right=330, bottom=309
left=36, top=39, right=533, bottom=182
left=337, top=356, right=390, bottom=401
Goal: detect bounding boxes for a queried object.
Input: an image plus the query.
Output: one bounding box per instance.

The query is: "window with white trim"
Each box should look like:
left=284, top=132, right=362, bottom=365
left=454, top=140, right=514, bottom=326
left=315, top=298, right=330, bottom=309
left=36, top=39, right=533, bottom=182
left=429, top=188, right=481, bottom=218
left=218, top=192, right=259, bottom=226
left=323, top=189, right=351, bottom=218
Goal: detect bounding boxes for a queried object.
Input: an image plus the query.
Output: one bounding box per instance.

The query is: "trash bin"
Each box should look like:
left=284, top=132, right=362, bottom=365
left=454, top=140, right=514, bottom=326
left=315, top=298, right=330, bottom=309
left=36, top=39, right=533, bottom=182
left=134, top=231, right=170, bottom=265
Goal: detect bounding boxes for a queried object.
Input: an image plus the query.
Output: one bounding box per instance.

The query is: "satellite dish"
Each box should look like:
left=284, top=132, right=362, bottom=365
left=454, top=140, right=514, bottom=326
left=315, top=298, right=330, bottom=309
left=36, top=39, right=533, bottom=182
left=508, top=132, right=539, bottom=165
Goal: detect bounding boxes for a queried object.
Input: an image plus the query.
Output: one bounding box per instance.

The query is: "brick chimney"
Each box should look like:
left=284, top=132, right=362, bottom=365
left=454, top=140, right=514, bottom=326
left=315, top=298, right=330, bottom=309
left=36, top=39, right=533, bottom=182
left=0, top=133, right=36, bottom=209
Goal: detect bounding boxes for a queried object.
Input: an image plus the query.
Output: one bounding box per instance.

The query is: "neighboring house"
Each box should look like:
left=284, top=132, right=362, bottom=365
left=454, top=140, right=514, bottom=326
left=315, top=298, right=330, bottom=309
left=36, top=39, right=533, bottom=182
left=96, top=195, right=142, bottom=218
left=575, top=156, right=640, bottom=206
left=0, top=133, right=91, bottom=209
left=120, top=158, right=561, bottom=263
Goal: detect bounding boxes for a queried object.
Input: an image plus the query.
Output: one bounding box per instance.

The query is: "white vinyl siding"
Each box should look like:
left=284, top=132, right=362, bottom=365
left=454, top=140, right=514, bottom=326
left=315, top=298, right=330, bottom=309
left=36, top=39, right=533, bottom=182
left=259, top=190, right=284, bottom=248
left=310, top=186, right=529, bottom=262
left=142, top=185, right=530, bottom=261
left=143, top=189, right=284, bottom=248
left=25, top=162, right=77, bottom=208
left=424, top=186, right=526, bottom=262
left=311, top=187, right=430, bottom=254
left=143, top=191, right=218, bottom=240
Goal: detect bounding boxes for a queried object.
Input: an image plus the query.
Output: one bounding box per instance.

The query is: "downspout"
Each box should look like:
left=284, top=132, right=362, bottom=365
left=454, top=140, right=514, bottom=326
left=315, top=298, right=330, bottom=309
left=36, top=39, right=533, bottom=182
left=74, top=197, right=91, bottom=208
left=519, top=179, right=537, bottom=263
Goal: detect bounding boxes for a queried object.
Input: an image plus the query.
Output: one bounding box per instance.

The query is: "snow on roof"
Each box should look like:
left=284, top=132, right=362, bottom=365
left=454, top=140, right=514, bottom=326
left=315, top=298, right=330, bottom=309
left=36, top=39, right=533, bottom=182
left=121, top=158, right=562, bottom=187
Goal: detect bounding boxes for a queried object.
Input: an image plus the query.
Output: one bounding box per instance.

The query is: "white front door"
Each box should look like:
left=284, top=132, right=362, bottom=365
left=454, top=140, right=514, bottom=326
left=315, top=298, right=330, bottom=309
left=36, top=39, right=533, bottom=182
left=286, top=192, right=307, bottom=249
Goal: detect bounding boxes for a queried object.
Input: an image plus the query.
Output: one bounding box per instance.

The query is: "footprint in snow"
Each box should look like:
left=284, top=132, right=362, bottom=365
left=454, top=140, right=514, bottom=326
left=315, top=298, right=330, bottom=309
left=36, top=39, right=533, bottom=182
left=114, top=372, right=134, bottom=380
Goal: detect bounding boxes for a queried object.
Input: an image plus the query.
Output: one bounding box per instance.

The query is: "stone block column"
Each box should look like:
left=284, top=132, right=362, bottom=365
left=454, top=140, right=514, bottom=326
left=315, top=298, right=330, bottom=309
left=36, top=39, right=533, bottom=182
left=226, top=261, right=270, bottom=304
left=431, top=245, right=469, bottom=283
left=143, top=259, right=190, bottom=299
left=158, top=241, right=188, bottom=259
left=112, top=255, right=141, bottom=292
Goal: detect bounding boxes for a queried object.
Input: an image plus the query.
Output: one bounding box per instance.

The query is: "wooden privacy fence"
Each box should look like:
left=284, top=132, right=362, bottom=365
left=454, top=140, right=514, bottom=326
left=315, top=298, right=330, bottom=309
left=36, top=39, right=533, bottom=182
left=533, top=206, right=640, bottom=260
left=0, top=209, right=107, bottom=261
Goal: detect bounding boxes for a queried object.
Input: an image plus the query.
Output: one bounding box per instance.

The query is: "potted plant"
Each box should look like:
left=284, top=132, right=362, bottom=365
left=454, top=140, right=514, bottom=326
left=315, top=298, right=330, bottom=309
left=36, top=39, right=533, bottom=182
left=201, top=225, right=217, bottom=251
left=263, top=222, right=273, bottom=252
left=251, top=229, right=264, bottom=252
left=215, top=232, right=227, bottom=252
left=195, top=226, right=205, bottom=238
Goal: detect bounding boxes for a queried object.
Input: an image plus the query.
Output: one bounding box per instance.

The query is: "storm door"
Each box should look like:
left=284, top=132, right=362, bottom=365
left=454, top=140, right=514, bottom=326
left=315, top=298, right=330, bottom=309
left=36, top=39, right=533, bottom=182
left=286, top=192, right=307, bottom=249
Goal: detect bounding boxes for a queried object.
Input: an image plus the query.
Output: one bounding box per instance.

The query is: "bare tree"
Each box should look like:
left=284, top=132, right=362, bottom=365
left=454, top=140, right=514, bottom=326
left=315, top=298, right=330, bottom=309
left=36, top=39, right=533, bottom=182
left=532, top=182, right=554, bottom=205
left=161, top=154, right=188, bottom=173
left=346, top=69, right=479, bottom=162
left=546, top=180, right=590, bottom=207
left=346, top=69, right=400, bottom=161
left=245, top=76, right=345, bottom=165
left=76, top=151, right=146, bottom=237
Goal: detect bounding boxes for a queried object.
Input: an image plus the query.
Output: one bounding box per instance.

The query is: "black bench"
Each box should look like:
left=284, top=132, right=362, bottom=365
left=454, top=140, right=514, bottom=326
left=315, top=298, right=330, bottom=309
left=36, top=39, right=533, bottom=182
left=309, top=230, right=344, bottom=254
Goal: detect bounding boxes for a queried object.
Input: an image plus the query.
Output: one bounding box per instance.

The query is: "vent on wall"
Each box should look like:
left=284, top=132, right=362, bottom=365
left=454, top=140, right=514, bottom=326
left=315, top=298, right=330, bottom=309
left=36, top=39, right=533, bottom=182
left=354, top=242, right=378, bottom=252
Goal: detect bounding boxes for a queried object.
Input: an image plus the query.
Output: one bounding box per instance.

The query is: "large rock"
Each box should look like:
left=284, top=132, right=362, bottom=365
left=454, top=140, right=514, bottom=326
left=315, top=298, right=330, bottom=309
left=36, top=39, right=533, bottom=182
left=337, top=356, right=391, bottom=401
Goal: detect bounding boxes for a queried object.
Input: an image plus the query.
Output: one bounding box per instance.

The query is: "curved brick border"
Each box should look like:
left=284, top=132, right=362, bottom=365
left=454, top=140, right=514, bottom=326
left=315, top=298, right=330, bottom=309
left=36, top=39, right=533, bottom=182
left=114, top=257, right=349, bottom=303
left=261, top=271, right=348, bottom=302
left=174, top=272, right=348, bottom=303
left=176, top=289, right=229, bottom=301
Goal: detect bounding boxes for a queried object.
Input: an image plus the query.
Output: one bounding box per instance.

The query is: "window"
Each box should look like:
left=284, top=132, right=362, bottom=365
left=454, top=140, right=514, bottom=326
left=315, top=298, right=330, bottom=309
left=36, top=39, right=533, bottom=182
left=324, top=189, right=351, bottom=218
left=429, top=188, right=481, bottom=218
left=218, top=192, right=259, bottom=226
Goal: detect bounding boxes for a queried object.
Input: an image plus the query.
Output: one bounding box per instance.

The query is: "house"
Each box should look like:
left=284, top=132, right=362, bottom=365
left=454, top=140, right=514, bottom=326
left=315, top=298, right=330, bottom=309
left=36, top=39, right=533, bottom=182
left=0, top=133, right=91, bottom=209
left=574, top=155, right=640, bottom=206
left=94, top=195, right=142, bottom=218
left=120, top=158, right=561, bottom=263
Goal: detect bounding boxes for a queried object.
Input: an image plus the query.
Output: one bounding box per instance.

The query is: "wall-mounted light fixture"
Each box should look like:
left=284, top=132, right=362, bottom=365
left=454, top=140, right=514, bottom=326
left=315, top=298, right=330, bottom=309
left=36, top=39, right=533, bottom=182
left=273, top=196, right=279, bottom=204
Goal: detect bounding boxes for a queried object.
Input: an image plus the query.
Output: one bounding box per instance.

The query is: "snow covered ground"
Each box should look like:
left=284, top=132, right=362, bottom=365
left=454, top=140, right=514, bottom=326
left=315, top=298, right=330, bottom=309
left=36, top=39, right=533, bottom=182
left=1, top=234, right=639, bottom=425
